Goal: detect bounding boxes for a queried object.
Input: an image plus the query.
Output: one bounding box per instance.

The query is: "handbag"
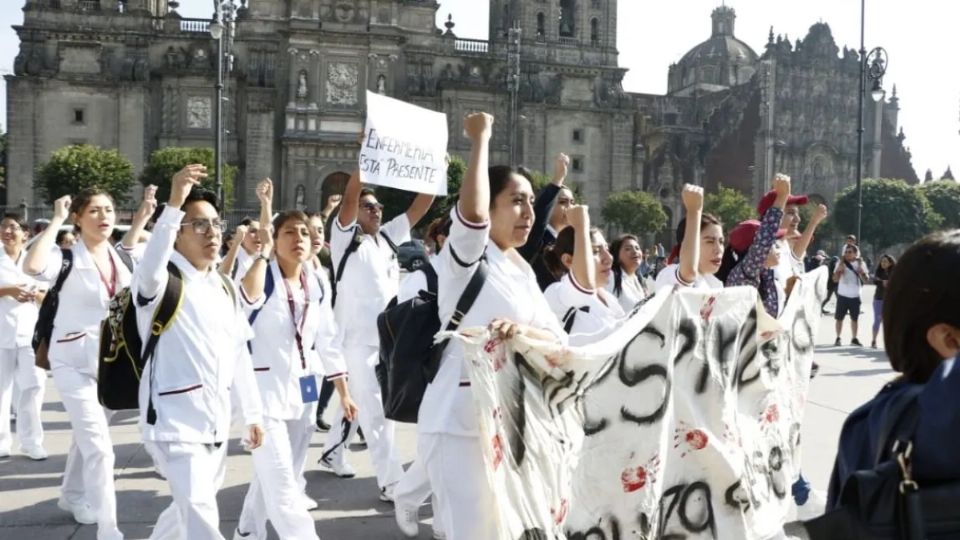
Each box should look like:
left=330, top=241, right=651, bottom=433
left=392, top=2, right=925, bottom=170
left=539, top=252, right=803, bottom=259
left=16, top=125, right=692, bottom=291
left=799, top=385, right=960, bottom=539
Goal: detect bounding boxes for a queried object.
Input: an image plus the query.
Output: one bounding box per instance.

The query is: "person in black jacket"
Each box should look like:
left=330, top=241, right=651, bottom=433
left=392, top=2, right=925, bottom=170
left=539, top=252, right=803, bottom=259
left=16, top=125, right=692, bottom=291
left=518, top=153, right=571, bottom=290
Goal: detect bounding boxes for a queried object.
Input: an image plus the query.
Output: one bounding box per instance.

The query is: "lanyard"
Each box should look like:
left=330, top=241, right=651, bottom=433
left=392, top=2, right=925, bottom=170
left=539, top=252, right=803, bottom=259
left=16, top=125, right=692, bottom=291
left=95, top=254, right=118, bottom=298
left=281, top=271, right=310, bottom=369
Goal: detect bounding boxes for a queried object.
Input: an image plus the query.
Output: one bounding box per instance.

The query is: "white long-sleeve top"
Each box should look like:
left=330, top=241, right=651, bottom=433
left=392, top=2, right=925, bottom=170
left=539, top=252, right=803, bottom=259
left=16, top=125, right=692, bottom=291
left=241, top=259, right=347, bottom=421
left=133, top=205, right=263, bottom=444
left=545, top=273, right=626, bottom=347
left=0, top=249, right=41, bottom=349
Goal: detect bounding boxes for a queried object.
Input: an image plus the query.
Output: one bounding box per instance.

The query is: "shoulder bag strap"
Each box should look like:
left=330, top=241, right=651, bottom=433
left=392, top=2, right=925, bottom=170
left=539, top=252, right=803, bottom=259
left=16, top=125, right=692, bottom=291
left=442, top=258, right=488, bottom=334
left=115, top=248, right=134, bottom=273
left=247, top=266, right=275, bottom=327
left=379, top=231, right=399, bottom=255
left=52, top=249, right=74, bottom=293
left=422, top=264, right=438, bottom=295
left=873, top=384, right=925, bottom=466
left=334, top=228, right=364, bottom=285
left=145, top=263, right=185, bottom=425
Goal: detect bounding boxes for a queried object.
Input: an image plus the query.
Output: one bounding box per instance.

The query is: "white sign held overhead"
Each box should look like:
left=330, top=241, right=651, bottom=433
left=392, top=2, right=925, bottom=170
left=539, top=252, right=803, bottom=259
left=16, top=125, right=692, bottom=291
left=358, top=91, right=449, bottom=196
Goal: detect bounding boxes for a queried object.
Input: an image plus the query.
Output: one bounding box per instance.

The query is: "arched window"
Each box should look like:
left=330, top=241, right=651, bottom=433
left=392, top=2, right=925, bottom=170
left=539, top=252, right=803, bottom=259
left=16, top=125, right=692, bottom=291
left=590, top=18, right=600, bottom=45
left=536, top=12, right=545, bottom=39
left=559, top=0, right=575, bottom=37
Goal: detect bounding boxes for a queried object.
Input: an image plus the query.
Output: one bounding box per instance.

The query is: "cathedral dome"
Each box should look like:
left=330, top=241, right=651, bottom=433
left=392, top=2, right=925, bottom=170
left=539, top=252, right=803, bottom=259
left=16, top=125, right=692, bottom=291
left=668, top=6, right=759, bottom=96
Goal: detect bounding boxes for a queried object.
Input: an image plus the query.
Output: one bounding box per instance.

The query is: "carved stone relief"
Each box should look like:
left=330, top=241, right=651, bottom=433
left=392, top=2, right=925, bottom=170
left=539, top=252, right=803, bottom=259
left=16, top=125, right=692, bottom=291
left=326, top=62, right=359, bottom=106
left=186, top=96, right=212, bottom=129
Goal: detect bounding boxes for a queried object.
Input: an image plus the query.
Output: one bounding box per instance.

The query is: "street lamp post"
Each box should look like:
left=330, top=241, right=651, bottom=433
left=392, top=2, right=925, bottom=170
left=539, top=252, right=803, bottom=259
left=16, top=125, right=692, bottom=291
left=854, top=0, right=888, bottom=243
left=507, top=23, right=522, bottom=165
left=209, top=1, right=237, bottom=212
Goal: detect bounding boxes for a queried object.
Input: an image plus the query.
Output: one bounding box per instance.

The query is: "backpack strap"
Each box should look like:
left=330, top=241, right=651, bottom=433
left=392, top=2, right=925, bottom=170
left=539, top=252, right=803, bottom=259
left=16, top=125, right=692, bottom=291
left=247, top=265, right=276, bottom=328
left=52, top=249, right=74, bottom=294
left=331, top=227, right=364, bottom=308
left=216, top=271, right=237, bottom=307
left=873, top=384, right=925, bottom=466
left=115, top=247, right=134, bottom=273
left=380, top=231, right=400, bottom=255
left=145, top=263, right=185, bottom=426
left=442, top=258, right=488, bottom=334
left=420, top=263, right=438, bottom=295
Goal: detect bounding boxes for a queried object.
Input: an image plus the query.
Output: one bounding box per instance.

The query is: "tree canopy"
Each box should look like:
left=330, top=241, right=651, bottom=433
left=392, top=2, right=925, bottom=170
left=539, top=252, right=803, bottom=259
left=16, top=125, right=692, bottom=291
left=601, top=190, right=669, bottom=236
left=36, top=144, right=135, bottom=205
left=141, top=147, right=236, bottom=208
left=919, top=180, right=960, bottom=230
left=704, top=185, right=755, bottom=229
left=834, top=178, right=933, bottom=250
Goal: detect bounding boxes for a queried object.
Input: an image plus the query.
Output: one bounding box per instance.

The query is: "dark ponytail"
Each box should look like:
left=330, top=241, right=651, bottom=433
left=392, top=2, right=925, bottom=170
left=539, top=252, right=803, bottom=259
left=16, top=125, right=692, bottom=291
left=610, top=234, right=640, bottom=297
left=541, top=226, right=576, bottom=281
left=669, top=213, right=723, bottom=265
left=716, top=247, right=741, bottom=284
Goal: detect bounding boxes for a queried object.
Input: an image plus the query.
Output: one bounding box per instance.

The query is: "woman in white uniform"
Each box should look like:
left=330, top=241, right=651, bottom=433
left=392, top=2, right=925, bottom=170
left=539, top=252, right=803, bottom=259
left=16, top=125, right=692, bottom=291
left=235, top=180, right=359, bottom=540
left=604, top=234, right=647, bottom=314
left=654, top=185, right=725, bottom=292
left=541, top=206, right=624, bottom=345
left=0, top=213, right=46, bottom=460
left=418, top=112, right=566, bottom=539
left=24, top=187, right=155, bottom=540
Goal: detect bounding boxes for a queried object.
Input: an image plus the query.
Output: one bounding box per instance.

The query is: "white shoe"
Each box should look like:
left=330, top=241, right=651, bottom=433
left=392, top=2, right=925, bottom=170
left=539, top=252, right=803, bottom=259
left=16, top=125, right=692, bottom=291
left=57, top=497, right=97, bottom=525
left=0, top=447, right=10, bottom=458
left=300, top=493, right=319, bottom=511
left=432, top=528, right=447, bottom=540
left=233, top=527, right=258, bottom=540
left=794, top=488, right=827, bottom=521
left=21, top=446, right=48, bottom=461
left=319, top=455, right=356, bottom=478
left=394, top=503, right=419, bottom=537
left=379, top=483, right=397, bottom=503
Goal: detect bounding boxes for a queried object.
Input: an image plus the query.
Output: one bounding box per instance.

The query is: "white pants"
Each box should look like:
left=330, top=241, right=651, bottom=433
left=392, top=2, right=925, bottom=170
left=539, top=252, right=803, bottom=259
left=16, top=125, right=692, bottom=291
left=237, top=415, right=318, bottom=540
left=394, top=455, right=448, bottom=534
left=322, top=343, right=404, bottom=489
left=0, top=346, right=45, bottom=452
left=293, top=401, right=318, bottom=495
left=421, top=433, right=497, bottom=540
left=144, top=440, right=228, bottom=540
left=52, top=366, right=123, bottom=540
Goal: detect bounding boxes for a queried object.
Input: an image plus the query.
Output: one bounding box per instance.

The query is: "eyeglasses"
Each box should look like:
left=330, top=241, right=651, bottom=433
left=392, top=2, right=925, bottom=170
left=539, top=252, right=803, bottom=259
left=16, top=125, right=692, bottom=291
left=0, top=224, right=24, bottom=232
left=180, top=218, right=227, bottom=235
left=360, top=202, right=384, bottom=213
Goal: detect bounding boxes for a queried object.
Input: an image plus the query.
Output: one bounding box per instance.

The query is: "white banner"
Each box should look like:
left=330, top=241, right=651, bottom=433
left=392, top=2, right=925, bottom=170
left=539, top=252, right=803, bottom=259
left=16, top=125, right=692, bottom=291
left=359, top=91, right=448, bottom=196
left=456, top=268, right=828, bottom=539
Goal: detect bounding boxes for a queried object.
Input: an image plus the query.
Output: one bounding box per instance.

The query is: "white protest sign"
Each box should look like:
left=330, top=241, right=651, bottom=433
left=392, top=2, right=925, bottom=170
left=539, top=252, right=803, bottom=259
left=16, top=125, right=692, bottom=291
left=359, top=91, right=448, bottom=196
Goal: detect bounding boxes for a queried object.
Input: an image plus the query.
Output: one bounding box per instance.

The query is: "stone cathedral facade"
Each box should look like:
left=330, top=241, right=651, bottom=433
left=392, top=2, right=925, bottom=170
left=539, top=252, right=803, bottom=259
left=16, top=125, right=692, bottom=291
left=4, top=0, right=917, bottom=235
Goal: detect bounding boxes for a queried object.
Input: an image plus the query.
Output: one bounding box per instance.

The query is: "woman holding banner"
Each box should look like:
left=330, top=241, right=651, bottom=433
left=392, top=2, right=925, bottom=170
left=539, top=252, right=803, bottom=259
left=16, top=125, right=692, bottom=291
left=417, top=112, right=566, bottom=539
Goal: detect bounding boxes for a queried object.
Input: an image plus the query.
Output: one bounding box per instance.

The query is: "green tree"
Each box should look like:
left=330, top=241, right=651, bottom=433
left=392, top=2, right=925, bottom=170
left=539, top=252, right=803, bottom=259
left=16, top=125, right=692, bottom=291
left=36, top=144, right=135, bottom=205
left=919, top=180, right=960, bottom=230
left=833, top=178, right=932, bottom=251
left=704, top=185, right=754, bottom=228
left=141, top=147, right=236, bottom=208
left=601, top=190, right=668, bottom=235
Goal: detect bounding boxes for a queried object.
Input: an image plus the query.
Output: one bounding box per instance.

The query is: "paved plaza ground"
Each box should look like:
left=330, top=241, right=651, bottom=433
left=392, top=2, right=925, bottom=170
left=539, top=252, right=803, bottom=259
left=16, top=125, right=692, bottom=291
left=0, top=288, right=894, bottom=539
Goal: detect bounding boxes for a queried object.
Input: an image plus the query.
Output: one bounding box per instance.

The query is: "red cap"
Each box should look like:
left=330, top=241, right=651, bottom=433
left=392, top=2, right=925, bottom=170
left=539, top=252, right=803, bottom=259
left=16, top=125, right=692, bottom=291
left=728, top=220, right=786, bottom=253
left=757, top=190, right=809, bottom=216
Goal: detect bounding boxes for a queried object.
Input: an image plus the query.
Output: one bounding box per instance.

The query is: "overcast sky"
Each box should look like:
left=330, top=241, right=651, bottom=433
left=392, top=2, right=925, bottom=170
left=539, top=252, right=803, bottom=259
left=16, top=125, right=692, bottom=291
left=2, top=0, right=957, bottom=178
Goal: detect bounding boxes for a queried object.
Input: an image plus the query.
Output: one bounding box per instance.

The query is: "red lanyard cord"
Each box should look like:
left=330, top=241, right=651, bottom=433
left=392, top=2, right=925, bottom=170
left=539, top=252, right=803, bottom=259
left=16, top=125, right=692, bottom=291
left=281, top=270, right=310, bottom=369
left=95, top=253, right=118, bottom=298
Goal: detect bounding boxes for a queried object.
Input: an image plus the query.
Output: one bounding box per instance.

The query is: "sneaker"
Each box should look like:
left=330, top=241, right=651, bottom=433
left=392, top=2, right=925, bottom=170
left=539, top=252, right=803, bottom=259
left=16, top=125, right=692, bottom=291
left=834, top=337, right=842, bottom=347
left=851, top=338, right=863, bottom=347
left=809, top=362, right=819, bottom=379
left=794, top=489, right=827, bottom=521
left=57, top=497, right=97, bottom=525
left=379, top=483, right=397, bottom=503
left=432, top=529, right=447, bottom=540
left=21, top=446, right=48, bottom=461
left=394, top=503, right=419, bottom=537
left=300, top=493, right=319, bottom=511
left=315, top=418, right=331, bottom=432
left=233, top=527, right=257, bottom=539
left=0, top=447, right=10, bottom=459
left=319, top=455, right=356, bottom=478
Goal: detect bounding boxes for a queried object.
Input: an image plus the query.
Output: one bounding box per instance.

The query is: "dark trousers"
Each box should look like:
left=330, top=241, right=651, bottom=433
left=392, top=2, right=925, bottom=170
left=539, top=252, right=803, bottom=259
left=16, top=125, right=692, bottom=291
left=315, top=379, right=335, bottom=422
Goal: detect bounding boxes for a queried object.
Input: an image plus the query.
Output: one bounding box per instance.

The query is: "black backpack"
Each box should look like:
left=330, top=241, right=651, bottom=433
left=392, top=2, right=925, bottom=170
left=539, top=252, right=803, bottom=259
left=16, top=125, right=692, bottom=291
left=98, top=262, right=184, bottom=413
left=33, top=248, right=134, bottom=370
left=331, top=227, right=397, bottom=308
left=375, top=259, right=487, bottom=423
left=798, top=385, right=960, bottom=539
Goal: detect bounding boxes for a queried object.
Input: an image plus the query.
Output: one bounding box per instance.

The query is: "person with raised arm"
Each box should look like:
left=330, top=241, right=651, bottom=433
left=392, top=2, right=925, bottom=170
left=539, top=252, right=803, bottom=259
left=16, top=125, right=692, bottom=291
left=400, top=112, right=565, bottom=539
left=320, top=164, right=434, bottom=501
left=24, top=187, right=147, bottom=539
left=233, top=179, right=359, bottom=539
left=654, top=184, right=725, bottom=291
left=606, top=234, right=647, bottom=312
left=132, top=165, right=264, bottom=540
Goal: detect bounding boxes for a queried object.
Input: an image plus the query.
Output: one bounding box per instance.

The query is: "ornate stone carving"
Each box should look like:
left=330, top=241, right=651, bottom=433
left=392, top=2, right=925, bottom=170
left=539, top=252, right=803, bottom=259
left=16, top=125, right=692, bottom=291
left=297, top=69, right=308, bottom=99
left=325, top=62, right=358, bottom=106
left=186, top=96, right=212, bottom=129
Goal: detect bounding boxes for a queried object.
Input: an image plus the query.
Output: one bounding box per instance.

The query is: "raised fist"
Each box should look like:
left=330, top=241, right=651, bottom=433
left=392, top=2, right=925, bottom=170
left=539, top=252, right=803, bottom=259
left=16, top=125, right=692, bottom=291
left=464, top=112, right=494, bottom=142
left=681, top=184, right=704, bottom=213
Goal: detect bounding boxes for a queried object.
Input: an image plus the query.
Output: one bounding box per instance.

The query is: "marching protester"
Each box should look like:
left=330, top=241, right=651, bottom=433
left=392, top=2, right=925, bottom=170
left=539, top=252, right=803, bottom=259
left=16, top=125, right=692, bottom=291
left=320, top=169, right=433, bottom=501
left=720, top=174, right=791, bottom=317
left=307, top=211, right=336, bottom=433
left=0, top=213, right=46, bottom=460
left=832, top=244, right=870, bottom=347
left=654, top=184, right=724, bottom=291
left=417, top=112, right=566, bottom=539
left=132, top=166, right=264, bottom=540
left=23, top=185, right=153, bottom=539
left=221, top=217, right=263, bottom=280
left=518, top=153, right=571, bottom=291
left=605, top=234, right=647, bottom=313
left=870, top=254, right=895, bottom=349
left=235, top=179, right=359, bottom=539
left=541, top=205, right=625, bottom=343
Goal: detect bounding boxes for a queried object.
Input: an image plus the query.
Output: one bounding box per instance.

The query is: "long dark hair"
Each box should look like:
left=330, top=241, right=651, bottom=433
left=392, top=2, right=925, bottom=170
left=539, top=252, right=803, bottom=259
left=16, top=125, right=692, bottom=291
left=610, top=234, right=640, bottom=297
left=70, top=187, right=115, bottom=233
left=874, top=254, right=896, bottom=278
left=667, top=213, right=722, bottom=265
left=488, top=165, right=529, bottom=209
